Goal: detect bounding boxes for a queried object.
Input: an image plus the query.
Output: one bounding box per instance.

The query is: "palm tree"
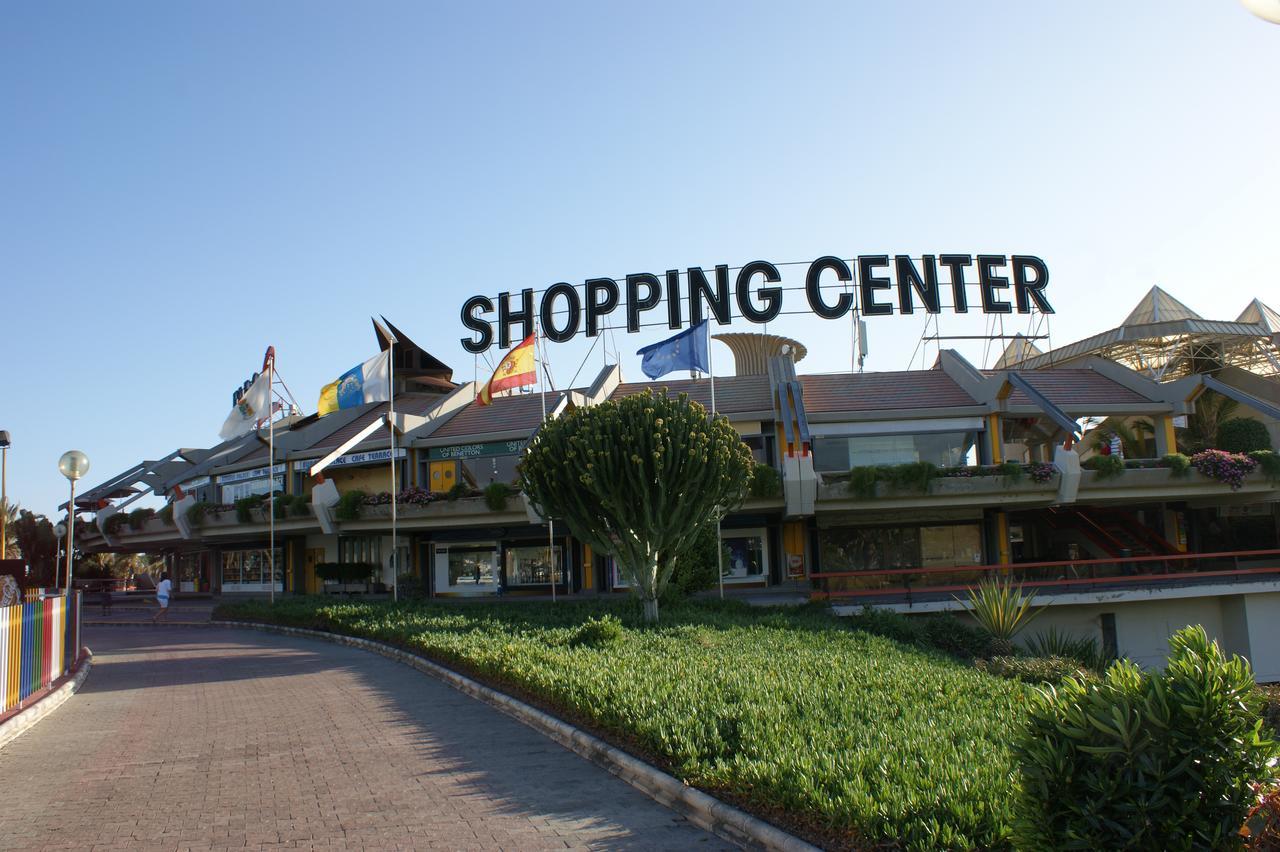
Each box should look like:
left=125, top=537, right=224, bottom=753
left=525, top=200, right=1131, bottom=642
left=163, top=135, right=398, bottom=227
left=2, top=501, right=17, bottom=559
left=1178, top=389, right=1239, bottom=453
left=1087, top=417, right=1155, bottom=458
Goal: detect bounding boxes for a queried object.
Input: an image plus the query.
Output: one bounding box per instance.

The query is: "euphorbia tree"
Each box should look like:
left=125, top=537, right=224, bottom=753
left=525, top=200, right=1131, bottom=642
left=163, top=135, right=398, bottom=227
left=520, top=389, right=754, bottom=622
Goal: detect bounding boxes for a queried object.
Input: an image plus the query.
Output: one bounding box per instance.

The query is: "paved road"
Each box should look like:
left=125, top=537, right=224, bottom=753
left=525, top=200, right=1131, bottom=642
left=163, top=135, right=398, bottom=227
left=0, top=627, right=724, bottom=851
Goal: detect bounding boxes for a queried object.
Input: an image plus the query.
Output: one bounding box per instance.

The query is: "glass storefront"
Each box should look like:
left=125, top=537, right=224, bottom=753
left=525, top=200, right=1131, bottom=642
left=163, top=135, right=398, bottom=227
left=220, top=475, right=284, bottom=504
left=722, top=530, right=767, bottom=581
left=813, top=430, right=978, bottom=472
left=175, top=552, right=208, bottom=593
left=220, top=548, right=283, bottom=592
left=505, top=545, right=563, bottom=587
left=434, top=543, right=498, bottom=594
left=817, top=523, right=983, bottom=590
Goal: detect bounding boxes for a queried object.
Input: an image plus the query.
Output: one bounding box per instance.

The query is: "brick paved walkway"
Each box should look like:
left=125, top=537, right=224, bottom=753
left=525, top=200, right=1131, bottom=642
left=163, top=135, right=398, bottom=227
left=0, top=627, right=725, bottom=851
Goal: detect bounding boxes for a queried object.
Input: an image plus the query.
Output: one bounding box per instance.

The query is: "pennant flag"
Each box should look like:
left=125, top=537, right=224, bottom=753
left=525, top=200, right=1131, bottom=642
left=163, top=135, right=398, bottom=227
left=636, top=320, right=710, bottom=380
left=478, top=334, right=537, bottom=405
left=318, top=350, right=391, bottom=417
left=220, top=365, right=272, bottom=440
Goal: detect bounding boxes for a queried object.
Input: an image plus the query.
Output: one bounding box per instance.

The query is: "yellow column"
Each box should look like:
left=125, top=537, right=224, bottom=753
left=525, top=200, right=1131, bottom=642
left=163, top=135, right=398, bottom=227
left=987, top=413, right=1003, bottom=464
left=995, top=512, right=1011, bottom=566
left=581, top=544, right=594, bottom=590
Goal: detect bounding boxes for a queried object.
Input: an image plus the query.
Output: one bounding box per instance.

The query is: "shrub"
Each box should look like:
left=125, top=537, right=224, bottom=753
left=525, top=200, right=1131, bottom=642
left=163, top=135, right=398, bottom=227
left=567, top=614, right=624, bottom=648
left=1023, top=627, right=1108, bottom=672
left=846, top=606, right=990, bottom=660
left=335, top=489, right=366, bottom=521
left=186, top=501, right=213, bottom=525
left=977, top=655, right=1094, bottom=684
left=1083, top=454, right=1124, bottom=480
left=315, top=562, right=376, bottom=584
left=126, top=507, right=156, bottom=530
left=996, top=460, right=1024, bottom=484
left=1162, top=452, right=1192, bottom=477
left=663, top=522, right=724, bottom=599
left=395, top=572, right=427, bottom=599
left=234, top=494, right=266, bottom=523
left=103, top=513, right=129, bottom=535
left=1028, top=462, right=1057, bottom=484
left=960, top=576, right=1042, bottom=656
left=846, top=465, right=880, bottom=499
left=1014, top=626, right=1279, bottom=850
left=1218, top=417, right=1274, bottom=454
left=749, top=463, right=782, bottom=499
left=446, top=482, right=471, bottom=502
left=273, top=493, right=311, bottom=518
left=1250, top=450, right=1280, bottom=484
left=158, top=503, right=174, bottom=525
left=483, top=481, right=512, bottom=511
left=1191, top=448, right=1258, bottom=490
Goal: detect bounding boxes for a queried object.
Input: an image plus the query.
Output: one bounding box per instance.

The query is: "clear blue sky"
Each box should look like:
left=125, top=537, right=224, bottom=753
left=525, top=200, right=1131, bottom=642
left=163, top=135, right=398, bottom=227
left=2, top=2, right=1277, bottom=516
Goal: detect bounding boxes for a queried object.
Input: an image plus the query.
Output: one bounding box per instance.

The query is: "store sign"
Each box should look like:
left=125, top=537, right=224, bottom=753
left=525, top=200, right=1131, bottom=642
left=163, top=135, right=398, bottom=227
left=460, top=254, right=1053, bottom=352
left=217, top=464, right=286, bottom=484
left=427, top=439, right=528, bottom=461
left=291, top=447, right=406, bottom=471
left=176, top=476, right=211, bottom=491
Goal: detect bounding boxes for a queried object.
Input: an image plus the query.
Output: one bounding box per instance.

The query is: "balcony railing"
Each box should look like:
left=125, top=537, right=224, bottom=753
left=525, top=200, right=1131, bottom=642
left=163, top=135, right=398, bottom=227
left=811, top=548, right=1280, bottom=604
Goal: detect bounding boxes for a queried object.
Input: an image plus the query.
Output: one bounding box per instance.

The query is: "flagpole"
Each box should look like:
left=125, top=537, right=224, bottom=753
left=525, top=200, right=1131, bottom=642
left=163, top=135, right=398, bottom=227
left=268, top=354, right=275, bottom=606
left=708, top=325, right=723, bottom=601
left=389, top=331, right=398, bottom=604
left=536, top=325, right=555, bottom=603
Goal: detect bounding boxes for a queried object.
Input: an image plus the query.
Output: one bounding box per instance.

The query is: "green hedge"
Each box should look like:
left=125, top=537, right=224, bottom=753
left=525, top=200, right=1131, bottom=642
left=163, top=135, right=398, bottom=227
left=1217, top=417, right=1273, bottom=454
left=213, top=596, right=1027, bottom=848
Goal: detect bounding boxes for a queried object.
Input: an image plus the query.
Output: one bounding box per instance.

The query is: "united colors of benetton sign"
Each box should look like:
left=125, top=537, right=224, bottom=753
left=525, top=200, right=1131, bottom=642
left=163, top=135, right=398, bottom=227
left=459, top=254, right=1052, bottom=353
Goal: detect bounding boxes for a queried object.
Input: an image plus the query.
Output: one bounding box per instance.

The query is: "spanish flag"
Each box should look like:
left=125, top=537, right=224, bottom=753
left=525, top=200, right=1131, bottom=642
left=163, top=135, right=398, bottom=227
left=478, top=334, right=537, bottom=405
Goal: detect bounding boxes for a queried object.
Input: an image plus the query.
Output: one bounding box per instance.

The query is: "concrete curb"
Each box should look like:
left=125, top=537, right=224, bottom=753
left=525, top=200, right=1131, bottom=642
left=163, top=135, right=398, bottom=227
left=0, top=649, right=94, bottom=749
left=217, top=620, right=819, bottom=852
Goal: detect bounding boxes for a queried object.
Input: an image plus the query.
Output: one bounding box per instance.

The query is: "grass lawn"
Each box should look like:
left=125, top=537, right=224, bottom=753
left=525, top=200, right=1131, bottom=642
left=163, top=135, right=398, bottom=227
left=214, top=596, right=1028, bottom=850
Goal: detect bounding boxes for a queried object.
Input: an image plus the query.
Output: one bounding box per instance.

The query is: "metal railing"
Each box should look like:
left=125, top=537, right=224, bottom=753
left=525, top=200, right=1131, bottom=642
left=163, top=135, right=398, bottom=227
left=1, top=591, right=82, bottom=714
left=810, top=548, right=1280, bottom=603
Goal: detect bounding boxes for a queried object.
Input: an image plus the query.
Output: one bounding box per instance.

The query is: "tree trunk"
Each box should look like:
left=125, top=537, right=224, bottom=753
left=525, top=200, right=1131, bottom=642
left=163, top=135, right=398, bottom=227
left=642, top=596, right=659, bottom=623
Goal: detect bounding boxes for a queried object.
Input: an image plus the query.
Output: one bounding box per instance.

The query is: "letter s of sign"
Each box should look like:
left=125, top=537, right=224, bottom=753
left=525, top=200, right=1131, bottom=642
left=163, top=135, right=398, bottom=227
left=461, top=296, right=494, bottom=353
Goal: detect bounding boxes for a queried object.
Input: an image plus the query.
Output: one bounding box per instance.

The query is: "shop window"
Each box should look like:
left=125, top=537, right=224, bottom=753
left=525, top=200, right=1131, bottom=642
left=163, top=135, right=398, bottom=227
left=221, top=548, right=282, bottom=590
left=435, top=544, right=498, bottom=593
left=722, top=529, right=768, bottom=581
left=813, top=431, right=978, bottom=472
left=339, top=536, right=382, bottom=566
left=220, top=475, right=284, bottom=504
left=505, top=544, right=563, bottom=586
left=459, top=454, right=522, bottom=488
left=176, top=553, right=207, bottom=593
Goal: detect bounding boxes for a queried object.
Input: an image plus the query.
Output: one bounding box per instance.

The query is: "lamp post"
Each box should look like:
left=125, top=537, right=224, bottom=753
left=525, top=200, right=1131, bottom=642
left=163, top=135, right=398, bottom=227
left=0, top=431, right=10, bottom=559
left=58, top=450, right=90, bottom=592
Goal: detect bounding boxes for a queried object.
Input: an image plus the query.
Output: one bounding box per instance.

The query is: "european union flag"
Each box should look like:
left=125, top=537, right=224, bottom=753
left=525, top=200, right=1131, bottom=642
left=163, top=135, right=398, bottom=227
left=636, top=320, right=710, bottom=380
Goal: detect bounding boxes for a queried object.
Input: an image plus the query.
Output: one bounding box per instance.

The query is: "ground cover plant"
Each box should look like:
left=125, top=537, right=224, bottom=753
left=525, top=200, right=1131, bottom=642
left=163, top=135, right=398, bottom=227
left=215, top=596, right=1028, bottom=849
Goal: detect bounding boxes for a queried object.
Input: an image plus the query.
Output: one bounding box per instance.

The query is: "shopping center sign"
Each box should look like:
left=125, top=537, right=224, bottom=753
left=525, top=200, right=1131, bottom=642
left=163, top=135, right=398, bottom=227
left=460, top=254, right=1052, bottom=353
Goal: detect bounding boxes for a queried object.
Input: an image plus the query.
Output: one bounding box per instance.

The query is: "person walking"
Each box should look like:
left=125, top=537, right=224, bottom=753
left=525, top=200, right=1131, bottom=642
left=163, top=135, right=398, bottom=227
left=151, top=572, right=172, bottom=624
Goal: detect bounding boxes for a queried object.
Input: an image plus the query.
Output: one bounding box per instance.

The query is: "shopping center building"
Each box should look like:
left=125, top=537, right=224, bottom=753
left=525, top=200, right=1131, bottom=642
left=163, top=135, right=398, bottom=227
left=75, top=292, right=1280, bottom=676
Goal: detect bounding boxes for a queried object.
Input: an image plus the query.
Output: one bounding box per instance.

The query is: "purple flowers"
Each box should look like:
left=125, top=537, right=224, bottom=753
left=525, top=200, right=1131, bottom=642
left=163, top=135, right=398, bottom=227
left=1190, top=449, right=1257, bottom=490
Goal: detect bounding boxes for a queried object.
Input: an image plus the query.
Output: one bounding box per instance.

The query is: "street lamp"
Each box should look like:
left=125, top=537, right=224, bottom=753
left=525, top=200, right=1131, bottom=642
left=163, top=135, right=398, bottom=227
left=58, top=450, right=89, bottom=592
left=1242, top=0, right=1280, bottom=24
left=0, top=431, right=10, bottom=560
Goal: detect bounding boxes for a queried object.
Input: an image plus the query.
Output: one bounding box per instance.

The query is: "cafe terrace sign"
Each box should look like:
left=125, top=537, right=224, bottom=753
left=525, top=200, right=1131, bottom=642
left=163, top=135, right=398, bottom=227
left=459, top=254, right=1052, bottom=352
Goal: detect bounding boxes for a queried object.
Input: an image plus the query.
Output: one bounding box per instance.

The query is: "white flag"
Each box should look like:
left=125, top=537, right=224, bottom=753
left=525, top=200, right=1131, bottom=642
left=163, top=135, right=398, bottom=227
left=220, top=370, right=272, bottom=440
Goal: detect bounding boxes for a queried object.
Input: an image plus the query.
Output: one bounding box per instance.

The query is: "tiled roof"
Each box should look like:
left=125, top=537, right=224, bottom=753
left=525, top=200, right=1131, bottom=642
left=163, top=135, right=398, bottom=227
left=610, top=375, right=772, bottom=415
left=429, top=392, right=563, bottom=440
left=799, top=371, right=978, bottom=413
left=989, top=370, right=1153, bottom=406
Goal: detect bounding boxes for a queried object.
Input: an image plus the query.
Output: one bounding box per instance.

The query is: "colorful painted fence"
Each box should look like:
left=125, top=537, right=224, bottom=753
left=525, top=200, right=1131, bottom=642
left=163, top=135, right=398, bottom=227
left=0, top=592, right=82, bottom=715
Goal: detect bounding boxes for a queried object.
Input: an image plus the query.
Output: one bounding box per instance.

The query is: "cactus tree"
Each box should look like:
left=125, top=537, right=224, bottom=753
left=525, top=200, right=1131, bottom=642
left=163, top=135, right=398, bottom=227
left=520, top=389, right=754, bottom=622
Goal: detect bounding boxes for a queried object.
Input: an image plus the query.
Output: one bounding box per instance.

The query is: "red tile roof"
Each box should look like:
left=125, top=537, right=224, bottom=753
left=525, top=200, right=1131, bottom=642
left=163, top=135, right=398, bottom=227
left=799, top=371, right=978, bottom=413
left=989, top=370, right=1152, bottom=407
left=429, top=392, right=560, bottom=440
left=610, top=375, right=772, bottom=415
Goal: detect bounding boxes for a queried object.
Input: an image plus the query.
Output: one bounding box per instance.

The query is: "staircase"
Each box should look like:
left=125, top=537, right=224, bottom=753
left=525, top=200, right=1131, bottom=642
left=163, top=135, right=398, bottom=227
left=1045, top=507, right=1179, bottom=559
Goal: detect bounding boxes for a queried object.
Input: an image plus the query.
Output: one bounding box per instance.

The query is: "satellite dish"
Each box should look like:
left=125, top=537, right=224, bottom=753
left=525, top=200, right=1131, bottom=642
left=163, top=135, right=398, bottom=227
left=1242, top=0, right=1280, bottom=23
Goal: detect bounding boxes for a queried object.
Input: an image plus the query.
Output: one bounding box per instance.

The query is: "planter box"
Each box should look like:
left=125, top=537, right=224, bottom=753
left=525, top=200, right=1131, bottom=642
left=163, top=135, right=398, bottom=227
left=817, top=474, right=1057, bottom=507
left=1078, top=466, right=1278, bottom=500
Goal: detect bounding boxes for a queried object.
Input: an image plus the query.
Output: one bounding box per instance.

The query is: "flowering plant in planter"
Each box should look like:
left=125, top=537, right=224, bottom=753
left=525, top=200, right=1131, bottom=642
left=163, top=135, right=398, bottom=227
left=1190, top=449, right=1257, bottom=490
left=1027, top=462, right=1057, bottom=484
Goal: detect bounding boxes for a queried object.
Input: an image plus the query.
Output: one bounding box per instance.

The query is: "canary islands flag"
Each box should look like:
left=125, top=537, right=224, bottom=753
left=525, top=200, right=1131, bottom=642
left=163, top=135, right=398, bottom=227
left=318, top=350, right=391, bottom=417
left=636, top=320, right=710, bottom=380
left=478, top=334, right=537, bottom=405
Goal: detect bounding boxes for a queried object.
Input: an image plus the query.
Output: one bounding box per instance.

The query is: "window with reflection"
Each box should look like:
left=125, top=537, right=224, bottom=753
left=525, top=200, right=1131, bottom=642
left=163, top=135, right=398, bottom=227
left=435, top=544, right=498, bottom=592
left=505, top=545, right=563, bottom=586
left=813, top=431, right=978, bottom=472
